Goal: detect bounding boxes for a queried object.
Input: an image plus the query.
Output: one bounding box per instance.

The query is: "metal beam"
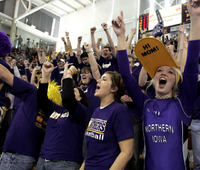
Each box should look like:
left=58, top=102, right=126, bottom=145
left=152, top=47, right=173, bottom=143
left=73, top=0, right=86, bottom=7
left=0, top=12, right=13, bottom=21
left=59, top=0, right=77, bottom=11
left=50, top=3, right=69, bottom=14
left=154, top=0, right=164, bottom=9
left=16, top=0, right=57, bottom=22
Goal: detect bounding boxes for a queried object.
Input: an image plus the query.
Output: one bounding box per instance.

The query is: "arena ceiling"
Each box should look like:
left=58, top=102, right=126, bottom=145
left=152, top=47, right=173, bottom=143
left=29, top=0, right=100, bottom=17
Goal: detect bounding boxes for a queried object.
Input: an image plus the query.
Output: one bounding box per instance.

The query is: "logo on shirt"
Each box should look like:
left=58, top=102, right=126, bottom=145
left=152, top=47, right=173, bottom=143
left=85, top=118, right=107, bottom=140
left=145, top=123, right=175, bottom=143
left=102, top=62, right=111, bottom=69
left=50, top=111, right=69, bottom=120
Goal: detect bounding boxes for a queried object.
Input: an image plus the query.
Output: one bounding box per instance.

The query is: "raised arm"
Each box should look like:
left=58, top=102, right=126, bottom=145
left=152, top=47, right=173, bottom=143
left=0, top=59, right=36, bottom=100
left=112, top=11, right=148, bottom=114
left=37, top=47, right=46, bottom=64
left=61, top=37, right=68, bottom=53
left=84, top=43, right=101, bottom=81
left=62, top=63, right=78, bottom=114
left=65, top=32, right=74, bottom=57
left=176, top=25, right=188, bottom=73
left=138, top=67, right=148, bottom=87
left=127, top=28, right=136, bottom=55
left=30, top=66, right=41, bottom=87
left=101, top=23, right=116, bottom=57
left=38, top=61, right=55, bottom=115
left=179, top=0, right=200, bottom=124
left=90, top=27, right=101, bottom=59
left=76, top=36, right=82, bottom=64
left=0, top=61, right=14, bottom=87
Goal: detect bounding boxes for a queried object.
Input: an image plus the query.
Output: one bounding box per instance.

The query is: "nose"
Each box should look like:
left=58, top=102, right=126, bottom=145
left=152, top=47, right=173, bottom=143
left=97, top=79, right=101, bottom=83
left=160, top=72, right=167, bottom=77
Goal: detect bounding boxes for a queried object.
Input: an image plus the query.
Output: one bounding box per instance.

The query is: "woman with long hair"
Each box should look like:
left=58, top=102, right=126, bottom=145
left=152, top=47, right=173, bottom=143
left=112, top=1, right=200, bottom=169
left=80, top=70, right=134, bottom=170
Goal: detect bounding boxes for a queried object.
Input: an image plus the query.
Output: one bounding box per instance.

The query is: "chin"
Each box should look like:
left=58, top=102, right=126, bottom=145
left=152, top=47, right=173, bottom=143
left=94, top=92, right=99, bottom=97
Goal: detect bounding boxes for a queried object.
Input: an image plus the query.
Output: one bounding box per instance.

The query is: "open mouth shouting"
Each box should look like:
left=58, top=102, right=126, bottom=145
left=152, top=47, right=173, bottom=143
left=158, top=77, right=167, bottom=88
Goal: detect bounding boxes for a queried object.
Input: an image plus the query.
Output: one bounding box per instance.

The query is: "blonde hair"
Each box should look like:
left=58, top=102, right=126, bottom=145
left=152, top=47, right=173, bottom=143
left=147, top=66, right=183, bottom=98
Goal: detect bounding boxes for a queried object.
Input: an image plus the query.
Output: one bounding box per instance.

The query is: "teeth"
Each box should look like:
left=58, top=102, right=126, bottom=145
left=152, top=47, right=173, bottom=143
left=159, top=77, right=167, bottom=85
left=160, top=77, right=166, bottom=81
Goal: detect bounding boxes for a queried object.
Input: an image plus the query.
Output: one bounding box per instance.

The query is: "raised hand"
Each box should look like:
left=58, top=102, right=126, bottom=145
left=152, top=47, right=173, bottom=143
left=42, top=61, right=55, bottom=79
left=65, top=32, right=69, bottom=37
left=78, top=36, right=82, bottom=43
left=90, top=27, right=97, bottom=34
left=84, top=43, right=92, bottom=53
left=63, top=63, right=77, bottom=78
left=101, top=23, right=108, bottom=30
left=112, top=11, right=126, bottom=37
left=179, top=25, right=185, bottom=33
left=61, top=37, right=66, bottom=42
left=131, top=28, right=136, bottom=35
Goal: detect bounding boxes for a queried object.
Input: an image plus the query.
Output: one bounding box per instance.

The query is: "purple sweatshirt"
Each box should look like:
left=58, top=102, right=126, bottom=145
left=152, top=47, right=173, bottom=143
left=117, top=40, right=200, bottom=170
left=3, top=77, right=44, bottom=158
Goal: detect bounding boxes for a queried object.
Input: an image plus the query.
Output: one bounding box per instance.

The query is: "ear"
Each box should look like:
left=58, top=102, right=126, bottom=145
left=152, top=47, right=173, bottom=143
left=111, top=86, right=118, bottom=93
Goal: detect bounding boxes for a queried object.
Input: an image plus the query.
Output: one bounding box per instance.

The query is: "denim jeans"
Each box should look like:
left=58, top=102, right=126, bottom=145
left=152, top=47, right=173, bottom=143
left=36, top=157, right=80, bottom=170
left=191, top=119, right=200, bottom=170
left=0, top=152, right=36, bottom=170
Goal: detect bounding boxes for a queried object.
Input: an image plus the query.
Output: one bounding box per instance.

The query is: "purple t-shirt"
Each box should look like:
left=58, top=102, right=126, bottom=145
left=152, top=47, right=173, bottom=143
left=85, top=102, right=134, bottom=169
left=40, top=102, right=88, bottom=163
left=81, top=79, right=100, bottom=117
left=97, top=56, right=118, bottom=75
left=3, top=77, right=44, bottom=158
left=117, top=40, right=200, bottom=170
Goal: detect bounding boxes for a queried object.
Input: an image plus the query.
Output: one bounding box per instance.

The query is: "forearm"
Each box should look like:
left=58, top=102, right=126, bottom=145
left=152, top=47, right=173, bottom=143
left=190, top=18, right=200, bottom=41
left=179, top=40, right=200, bottom=122
left=88, top=52, right=100, bottom=80
left=138, top=67, right=148, bottom=87
left=0, top=65, right=14, bottom=87
left=117, top=50, right=147, bottom=113
left=66, top=37, right=74, bottom=56
left=13, top=66, right=21, bottom=78
left=38, top=83, right=54, bottom=115
left=117, top=36, right=127, bottom=51
left=105, top=30, right=116, bottom=56
left=91, top=33, right=100, bottom=57
left=30, top=71, right=37, bottom=85
left=127, top=32, right=135, bottom=50
left=77, top=42, right=82, bottom=63
left=62, top=78, right=77, bottom=113
left=109, top=151, right=133, bottom=170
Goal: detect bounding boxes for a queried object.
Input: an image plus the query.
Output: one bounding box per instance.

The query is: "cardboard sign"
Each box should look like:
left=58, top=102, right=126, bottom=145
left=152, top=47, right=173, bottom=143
left=135, top=37, right=178, bottom=78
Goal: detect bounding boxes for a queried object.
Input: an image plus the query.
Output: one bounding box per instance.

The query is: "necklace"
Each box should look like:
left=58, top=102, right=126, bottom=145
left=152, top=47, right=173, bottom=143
left=155, top=94, right=172, bottom=99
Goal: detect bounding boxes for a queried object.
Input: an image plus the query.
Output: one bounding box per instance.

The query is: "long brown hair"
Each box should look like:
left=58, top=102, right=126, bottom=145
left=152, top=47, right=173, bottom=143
left=106, top=71, right=125, bottom=103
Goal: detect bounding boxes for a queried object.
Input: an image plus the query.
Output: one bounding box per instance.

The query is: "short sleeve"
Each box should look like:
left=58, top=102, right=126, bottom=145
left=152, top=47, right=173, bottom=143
left=113, top=105, right=134, bottom=142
